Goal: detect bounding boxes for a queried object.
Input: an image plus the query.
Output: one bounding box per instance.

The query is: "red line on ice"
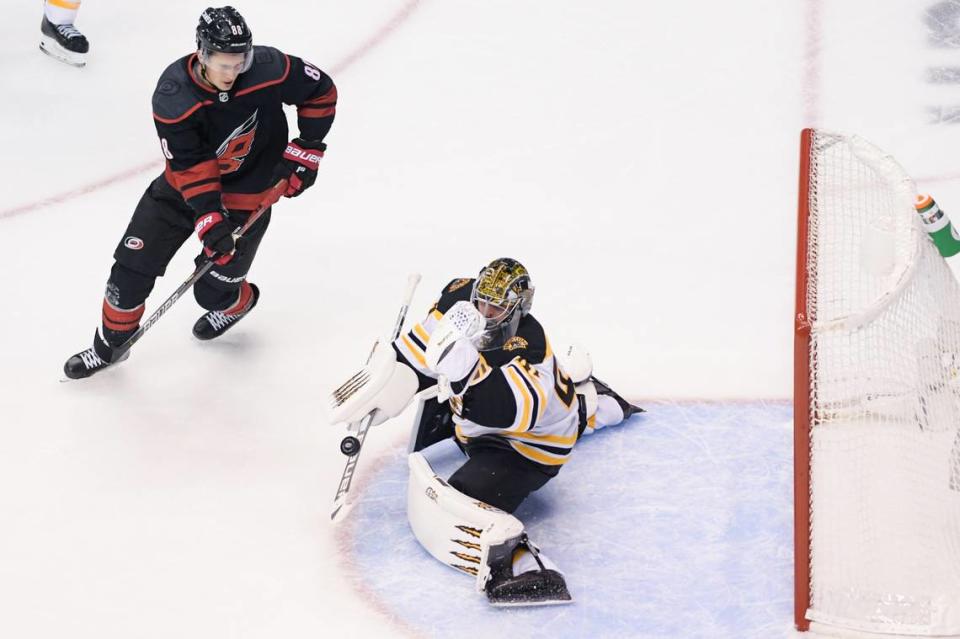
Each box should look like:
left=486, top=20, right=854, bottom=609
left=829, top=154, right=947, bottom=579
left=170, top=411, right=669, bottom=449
left=0, top=0, right=424, bottom=221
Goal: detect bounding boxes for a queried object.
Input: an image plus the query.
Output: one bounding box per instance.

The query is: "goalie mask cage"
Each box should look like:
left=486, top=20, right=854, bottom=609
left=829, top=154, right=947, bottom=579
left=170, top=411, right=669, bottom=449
left=795, top=128, right=960, bottom=637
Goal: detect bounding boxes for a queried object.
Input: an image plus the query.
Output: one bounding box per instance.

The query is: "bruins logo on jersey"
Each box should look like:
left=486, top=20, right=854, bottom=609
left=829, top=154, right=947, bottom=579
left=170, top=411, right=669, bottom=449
left=447, top=278, right=471, bottom=293
left=502, top=336, right=529, bottom=351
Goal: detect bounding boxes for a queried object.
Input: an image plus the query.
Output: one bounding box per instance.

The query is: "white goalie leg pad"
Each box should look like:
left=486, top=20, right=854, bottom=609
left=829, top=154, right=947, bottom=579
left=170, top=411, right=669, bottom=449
left=556, top=342, right=593, bottom=384
left=407, top=452, right=524, bottom=592
left=329, top=340, right=419, bottom=427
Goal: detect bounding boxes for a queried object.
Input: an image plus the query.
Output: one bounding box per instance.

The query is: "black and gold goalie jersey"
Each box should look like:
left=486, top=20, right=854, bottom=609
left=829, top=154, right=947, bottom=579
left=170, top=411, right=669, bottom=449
left=394, top=278, right=580, bottom=473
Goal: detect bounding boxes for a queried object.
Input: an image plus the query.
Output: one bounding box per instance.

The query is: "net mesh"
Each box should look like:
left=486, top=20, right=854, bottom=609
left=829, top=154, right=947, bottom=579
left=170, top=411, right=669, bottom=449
left=803, top=130, right=960, bottom=636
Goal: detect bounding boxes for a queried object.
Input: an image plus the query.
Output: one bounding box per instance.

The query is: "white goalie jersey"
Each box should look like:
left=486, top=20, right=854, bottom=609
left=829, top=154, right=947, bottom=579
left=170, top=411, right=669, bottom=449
left=395, top=278, right=581, bottom=470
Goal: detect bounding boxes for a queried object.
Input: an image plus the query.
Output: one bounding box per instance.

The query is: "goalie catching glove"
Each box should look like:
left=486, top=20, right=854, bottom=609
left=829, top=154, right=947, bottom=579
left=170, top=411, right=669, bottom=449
left=425, top=300, right=485, bottom=401
left=329, top=340, right=418, bottom=427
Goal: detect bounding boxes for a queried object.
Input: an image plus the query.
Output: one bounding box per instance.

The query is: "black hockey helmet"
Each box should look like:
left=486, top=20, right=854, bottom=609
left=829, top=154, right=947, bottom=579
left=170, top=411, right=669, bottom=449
left=470, top=257, right=535, bottom=350
left=196, top=7, right=254, bottom=70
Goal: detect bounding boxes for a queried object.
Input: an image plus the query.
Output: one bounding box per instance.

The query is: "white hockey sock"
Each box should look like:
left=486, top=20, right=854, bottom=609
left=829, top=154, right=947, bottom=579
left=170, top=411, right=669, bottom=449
left=512, top=545, right=557, bottom=576
left=44, top=0, right=81, bottom=26
left=592, top=394, right=625, bottom=430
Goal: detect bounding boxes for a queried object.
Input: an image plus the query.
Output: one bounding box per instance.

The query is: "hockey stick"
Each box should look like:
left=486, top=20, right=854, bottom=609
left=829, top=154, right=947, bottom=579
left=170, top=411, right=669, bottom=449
left=330, top=272, right=421, bottom=523
left=107, top=180, right=287, bottom=364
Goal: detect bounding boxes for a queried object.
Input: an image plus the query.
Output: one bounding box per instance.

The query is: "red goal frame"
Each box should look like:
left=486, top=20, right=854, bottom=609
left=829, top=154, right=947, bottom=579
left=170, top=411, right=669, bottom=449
left=793, top=127, right=814, bottom=632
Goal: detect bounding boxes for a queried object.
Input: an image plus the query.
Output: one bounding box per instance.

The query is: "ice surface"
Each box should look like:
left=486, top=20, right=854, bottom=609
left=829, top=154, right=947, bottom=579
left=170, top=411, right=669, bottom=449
left=0, top=0, right=954, bottom=636
left=341, top=402, right=795, bottom=639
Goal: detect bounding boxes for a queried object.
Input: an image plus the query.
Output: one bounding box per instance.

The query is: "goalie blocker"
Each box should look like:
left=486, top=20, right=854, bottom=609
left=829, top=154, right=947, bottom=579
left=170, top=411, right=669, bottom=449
left=330, top=340, right=419, bottom=427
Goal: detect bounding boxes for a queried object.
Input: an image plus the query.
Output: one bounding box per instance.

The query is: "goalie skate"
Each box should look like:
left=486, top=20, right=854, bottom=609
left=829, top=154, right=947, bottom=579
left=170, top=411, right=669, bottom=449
left=591, top=375, right=644, bottom=418
left=485, top=568, right=572, bottom=607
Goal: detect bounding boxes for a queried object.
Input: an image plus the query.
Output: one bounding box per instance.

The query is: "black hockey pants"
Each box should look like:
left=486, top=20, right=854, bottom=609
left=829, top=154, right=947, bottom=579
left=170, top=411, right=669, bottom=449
left=448, top=446, right=555, bottom=513
left=106, top=175, right=271, bottom=317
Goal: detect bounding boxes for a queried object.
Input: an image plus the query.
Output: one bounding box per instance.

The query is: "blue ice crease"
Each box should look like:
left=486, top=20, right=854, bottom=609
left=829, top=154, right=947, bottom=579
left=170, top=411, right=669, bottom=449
left=345, top=401, right=796, bottom=639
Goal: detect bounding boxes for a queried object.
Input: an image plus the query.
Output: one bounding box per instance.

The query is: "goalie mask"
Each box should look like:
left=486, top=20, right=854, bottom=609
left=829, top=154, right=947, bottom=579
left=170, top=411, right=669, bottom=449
left=470, top=258, right=535, bottom=351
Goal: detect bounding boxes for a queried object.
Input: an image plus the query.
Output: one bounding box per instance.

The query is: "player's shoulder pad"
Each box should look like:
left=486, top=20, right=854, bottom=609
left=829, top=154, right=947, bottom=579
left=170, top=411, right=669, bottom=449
left=489, top=314, right=548, bottom=368
left=152, top=55, right=208, bottom=124
left=434, top=278, right=475, bottom=314
left=239, top=45, right=290, bottom=87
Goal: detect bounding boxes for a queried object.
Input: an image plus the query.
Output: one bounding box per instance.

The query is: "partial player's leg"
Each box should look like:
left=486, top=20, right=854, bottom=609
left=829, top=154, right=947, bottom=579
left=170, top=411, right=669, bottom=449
left=447, top=446, right=553, bottom=514
left=407, top=452, right=572, bottom=606
left=445, top=447, right=571, bottom=604
left=39, top=0, right=89, bottom=67
left=407, top=393, right=455, bottom=453
left=556, top=342, right=643, bottom=436
left=191, top=209, right=272, bottom=340
left=64, top=178, right=193, bottom=378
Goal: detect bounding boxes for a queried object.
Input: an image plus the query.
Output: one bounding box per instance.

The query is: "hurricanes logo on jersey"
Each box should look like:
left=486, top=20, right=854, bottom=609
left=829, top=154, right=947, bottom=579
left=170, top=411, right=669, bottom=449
left=216, top=109, right=259, bottom=174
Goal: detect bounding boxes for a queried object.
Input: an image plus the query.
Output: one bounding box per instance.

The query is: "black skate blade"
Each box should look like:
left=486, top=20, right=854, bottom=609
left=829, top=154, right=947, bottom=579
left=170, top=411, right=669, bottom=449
left=626, top=404, right=646, bottom=418
left=39, top=40, right=86, bottom=67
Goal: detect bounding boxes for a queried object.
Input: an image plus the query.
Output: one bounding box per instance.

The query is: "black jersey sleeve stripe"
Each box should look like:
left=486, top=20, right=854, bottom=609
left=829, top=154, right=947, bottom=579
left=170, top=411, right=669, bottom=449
left=408, top=330, right=426, bottom=352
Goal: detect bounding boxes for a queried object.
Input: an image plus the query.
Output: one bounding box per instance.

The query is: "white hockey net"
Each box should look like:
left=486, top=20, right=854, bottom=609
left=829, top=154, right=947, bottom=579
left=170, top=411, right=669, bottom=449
left=796, top=129, right=960, bottom=636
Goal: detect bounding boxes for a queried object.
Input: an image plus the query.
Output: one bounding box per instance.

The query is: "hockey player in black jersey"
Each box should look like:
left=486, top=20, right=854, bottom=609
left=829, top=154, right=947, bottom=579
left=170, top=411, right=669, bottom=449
left=64, top=6, right=336, bottom=379
left=329, top=258, right=641, bottom=606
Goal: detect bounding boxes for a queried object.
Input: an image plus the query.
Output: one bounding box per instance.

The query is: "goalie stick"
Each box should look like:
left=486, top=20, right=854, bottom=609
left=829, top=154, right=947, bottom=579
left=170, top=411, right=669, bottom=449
left=330, top=272, right=421, bottom=522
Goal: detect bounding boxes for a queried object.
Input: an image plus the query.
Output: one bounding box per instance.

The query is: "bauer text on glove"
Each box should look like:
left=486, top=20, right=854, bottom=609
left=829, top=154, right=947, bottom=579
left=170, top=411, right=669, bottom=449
left=274, top=138, right=325, bottom=198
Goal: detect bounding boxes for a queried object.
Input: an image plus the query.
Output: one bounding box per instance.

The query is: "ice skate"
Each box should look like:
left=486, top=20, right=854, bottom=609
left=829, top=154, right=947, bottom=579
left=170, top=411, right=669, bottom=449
left=192, top=283, right=260, bottom=340
left=39, top=16, right=89, bottom=67
left=63, top=329, right=128, bottom=380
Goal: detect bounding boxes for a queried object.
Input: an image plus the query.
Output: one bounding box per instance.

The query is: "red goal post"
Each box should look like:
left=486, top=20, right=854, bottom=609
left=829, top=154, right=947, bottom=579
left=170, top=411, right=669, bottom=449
left=794, top=128, right=960, bottom=637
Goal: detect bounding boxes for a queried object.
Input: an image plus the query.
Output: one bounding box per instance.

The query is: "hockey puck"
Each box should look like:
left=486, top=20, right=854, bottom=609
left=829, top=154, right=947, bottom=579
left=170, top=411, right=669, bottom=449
left=340, top=435, right=361, bottom=456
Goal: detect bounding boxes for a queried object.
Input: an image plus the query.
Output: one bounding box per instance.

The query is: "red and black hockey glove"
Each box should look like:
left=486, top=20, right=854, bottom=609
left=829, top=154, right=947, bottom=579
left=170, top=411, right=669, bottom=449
left=273, top=138, right=325, bottom=198
left=195, top=209, right=239, bottom=265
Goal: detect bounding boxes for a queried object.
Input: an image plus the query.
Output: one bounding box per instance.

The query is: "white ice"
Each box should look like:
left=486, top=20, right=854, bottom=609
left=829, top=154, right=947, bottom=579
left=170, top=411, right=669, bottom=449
left=0, top=0, right=955, bottom=637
